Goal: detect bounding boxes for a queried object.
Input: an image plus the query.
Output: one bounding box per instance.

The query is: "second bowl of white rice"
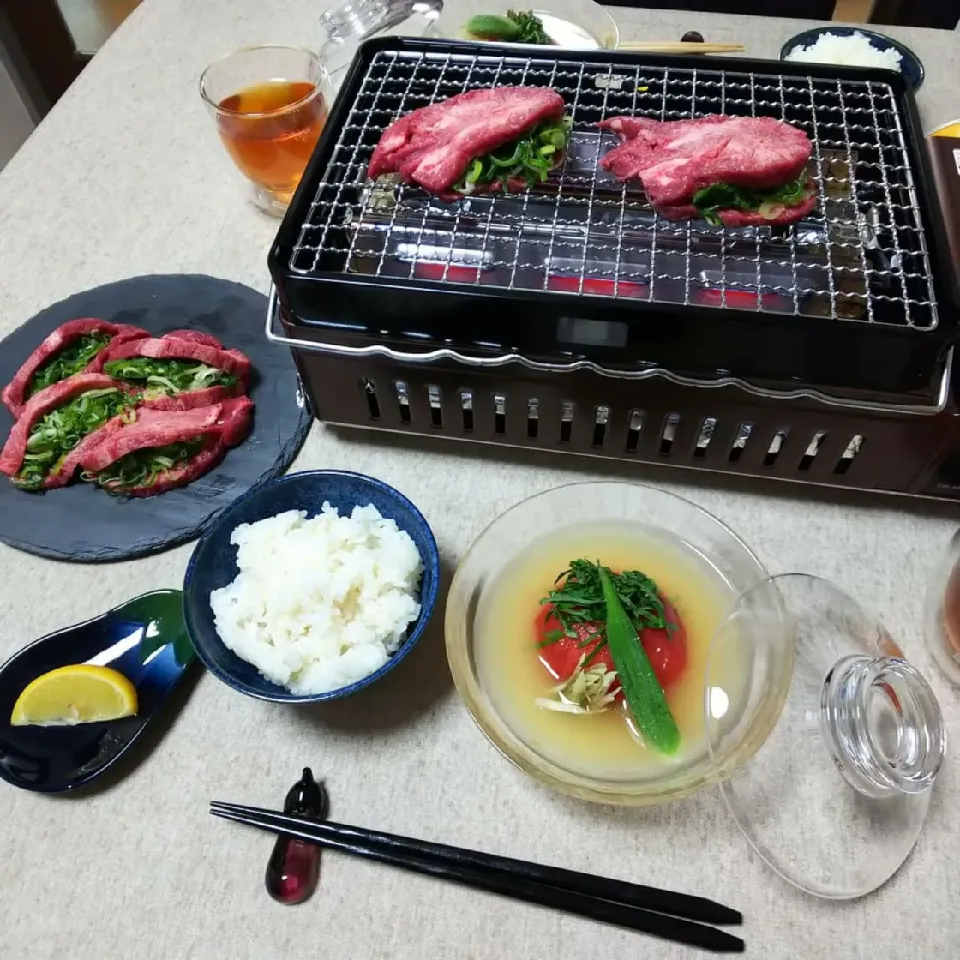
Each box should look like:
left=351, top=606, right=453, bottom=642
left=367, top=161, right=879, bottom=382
left=780, top=27, right=924, bottom=90
left=182, top=470, right=441, bottom=703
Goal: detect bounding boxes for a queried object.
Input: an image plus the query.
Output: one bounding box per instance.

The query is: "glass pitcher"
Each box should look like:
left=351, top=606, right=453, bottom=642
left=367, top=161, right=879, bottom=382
left=318, top=0, right=443, bottom=90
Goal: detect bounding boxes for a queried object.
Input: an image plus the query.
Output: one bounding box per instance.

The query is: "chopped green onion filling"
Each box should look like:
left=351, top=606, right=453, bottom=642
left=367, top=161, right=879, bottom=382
left=86, top=438, right=207, bottom=492
left=27, top=333, right=112, bottom=397
left=103, top=357, right=236, bottom=397
left=14, top=388, right=131, bottom=490
left=691, top=175, right=813, bottom=226
left=452, top=116, right=572, bottom=194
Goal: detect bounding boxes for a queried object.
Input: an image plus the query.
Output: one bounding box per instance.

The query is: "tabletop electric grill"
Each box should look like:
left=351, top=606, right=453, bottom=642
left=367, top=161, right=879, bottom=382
left=267, top=38, right=960, bottom=502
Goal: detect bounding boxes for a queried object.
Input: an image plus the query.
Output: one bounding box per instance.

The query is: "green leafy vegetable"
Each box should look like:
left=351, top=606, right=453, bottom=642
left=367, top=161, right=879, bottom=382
left=452, top=116, right=571, bottom=194
left=466, top=10, right=553, bottom=44
left=692, top=175, right=813, bottom=226
left=539, top=557, right=672, bottom=665
left=504, top=10, right=552, bottom=44
left=14, top=388, right=132, bottom=490
left=103, top=357, right=236, bottom=397
left=599, top=566, right=681, bottom=754
left=27, top=333, right=112, bottom=397
left=86, top=438, right=207, bottom=492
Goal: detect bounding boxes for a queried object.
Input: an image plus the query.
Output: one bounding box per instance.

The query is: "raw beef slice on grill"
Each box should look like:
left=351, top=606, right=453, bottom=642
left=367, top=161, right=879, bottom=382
left=599, top=115, right=813, bottom=222
left=102, top=330, right=252, bottom=410
left=80, top=396, right=254, bottom=497
left=2, top=318, right=148, bottom=417
left=367, top=86, right=566, bottom=193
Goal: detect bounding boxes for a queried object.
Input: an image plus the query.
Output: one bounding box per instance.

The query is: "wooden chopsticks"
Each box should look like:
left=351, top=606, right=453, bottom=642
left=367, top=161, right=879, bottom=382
left=619, top=42, right=745, bottom=55
left=210, top=801, right=744, bottom=954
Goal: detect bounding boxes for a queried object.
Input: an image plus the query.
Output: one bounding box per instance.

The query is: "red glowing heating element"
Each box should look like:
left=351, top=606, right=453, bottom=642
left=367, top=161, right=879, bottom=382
left=696, top=288, right=788, bottom=310
left=547, top=276, right=648, bottom=298
left=414, top=263, right=484, bottom=284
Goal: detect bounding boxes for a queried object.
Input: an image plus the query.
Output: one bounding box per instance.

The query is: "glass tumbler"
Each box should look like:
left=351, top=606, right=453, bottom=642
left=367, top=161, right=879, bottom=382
left=199, top=45, right=330, bottom=217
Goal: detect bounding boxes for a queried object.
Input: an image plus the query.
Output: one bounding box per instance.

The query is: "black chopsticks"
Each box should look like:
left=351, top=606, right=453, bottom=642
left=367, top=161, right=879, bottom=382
left=210, top=801, right=744, bottom=954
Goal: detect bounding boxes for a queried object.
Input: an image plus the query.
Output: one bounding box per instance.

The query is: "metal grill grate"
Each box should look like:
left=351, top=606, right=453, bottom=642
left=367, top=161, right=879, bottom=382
left=288, top=49, right=939, bottom=331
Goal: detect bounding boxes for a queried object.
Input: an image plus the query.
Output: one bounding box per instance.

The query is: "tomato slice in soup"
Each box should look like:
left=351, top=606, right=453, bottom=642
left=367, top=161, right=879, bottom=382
left=535, top=598, right=687, bottom=693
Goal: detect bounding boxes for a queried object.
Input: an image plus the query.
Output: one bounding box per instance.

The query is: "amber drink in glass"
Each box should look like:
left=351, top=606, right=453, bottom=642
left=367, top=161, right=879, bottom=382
left=200, top=45, right=329, bottom=216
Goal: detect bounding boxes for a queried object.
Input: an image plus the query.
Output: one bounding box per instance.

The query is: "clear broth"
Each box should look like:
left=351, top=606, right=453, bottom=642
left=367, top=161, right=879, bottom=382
left=474, top=521, right=746, bottom=780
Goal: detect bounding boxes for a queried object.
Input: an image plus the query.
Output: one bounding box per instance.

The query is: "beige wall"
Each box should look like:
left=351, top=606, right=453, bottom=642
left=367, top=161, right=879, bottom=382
left=0, top=48, right=35, bottom=172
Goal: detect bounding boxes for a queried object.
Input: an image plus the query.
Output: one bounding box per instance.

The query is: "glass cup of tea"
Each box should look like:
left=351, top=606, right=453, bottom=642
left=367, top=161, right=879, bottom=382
left=199, top=45, right=330, bottom=217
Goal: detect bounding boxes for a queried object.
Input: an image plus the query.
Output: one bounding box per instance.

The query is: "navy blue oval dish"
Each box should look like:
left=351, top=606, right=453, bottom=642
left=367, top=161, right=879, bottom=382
left=780, top=27, right=924, bottom=90
left=0, top=590, right=196, bottom=794
left=183, top=470, right=441, bottom=703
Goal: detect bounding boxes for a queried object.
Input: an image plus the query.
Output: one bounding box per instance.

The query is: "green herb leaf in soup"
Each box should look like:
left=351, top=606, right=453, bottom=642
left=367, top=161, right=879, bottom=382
left=466, top=10, right=554, bottom=44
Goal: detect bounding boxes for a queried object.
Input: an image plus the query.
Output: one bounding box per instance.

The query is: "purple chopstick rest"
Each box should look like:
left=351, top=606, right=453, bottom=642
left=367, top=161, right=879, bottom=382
left=264, top=768, right=328, bottom=904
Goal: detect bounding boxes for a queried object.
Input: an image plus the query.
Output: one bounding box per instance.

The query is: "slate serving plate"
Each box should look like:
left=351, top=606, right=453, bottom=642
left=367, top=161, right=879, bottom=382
left=0, top=274, right=312, bottom=562
left=0, top=590, right=196, bottom=794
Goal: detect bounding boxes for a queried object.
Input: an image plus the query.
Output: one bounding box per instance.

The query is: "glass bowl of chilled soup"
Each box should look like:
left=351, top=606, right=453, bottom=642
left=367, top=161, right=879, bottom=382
left=445, top=481, right=773, bottom=805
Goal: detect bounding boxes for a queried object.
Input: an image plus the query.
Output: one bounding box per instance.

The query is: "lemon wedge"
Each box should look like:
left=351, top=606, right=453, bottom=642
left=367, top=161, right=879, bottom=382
left=10, top=664, right=138, bottom=727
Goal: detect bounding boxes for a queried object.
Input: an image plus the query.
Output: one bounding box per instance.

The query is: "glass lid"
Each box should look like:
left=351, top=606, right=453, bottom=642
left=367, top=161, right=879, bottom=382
left=705, top=573, right=946, bottom=900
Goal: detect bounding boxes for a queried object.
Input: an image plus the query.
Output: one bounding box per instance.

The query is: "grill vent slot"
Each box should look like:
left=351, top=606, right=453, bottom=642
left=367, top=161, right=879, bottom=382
left=427, top=385, right=442, bottom=428
left=834, top=434, right=864, bottom=475
left=592, top=405, right=610, bottom=448
left=799, top=431, right=828, bottom=471
left=560, top=401, right=575, bottom=443
left=694, top=417, right=717, bottom=460
left=763, top=428, right=790, bottom=467
left=527, top=398, right=539, bottom=438
left=395, top=380, right=411, bottom=424
left=361, top=378, right=380, bottom=420
left=659, top=413, right=681, bottom=457
left=626, top=409, right=645, bottom=452
left=460, top=390, right=474, bottom=432
left=729, top=422, right=754, bottom=462
left=494, top=393, right=506, bottom=435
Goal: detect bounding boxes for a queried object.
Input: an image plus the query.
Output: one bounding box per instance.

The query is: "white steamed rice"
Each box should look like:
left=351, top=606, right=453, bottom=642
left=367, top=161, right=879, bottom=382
left=785, top=31, right=903, bottom=72
left=209, top=503, right=423, bottom=695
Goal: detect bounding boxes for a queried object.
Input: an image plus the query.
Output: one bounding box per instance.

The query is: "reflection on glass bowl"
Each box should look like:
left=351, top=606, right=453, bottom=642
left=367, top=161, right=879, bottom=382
left=924, top=526, right=960, bottom=687
left=445, top=481, right=773, bottom=805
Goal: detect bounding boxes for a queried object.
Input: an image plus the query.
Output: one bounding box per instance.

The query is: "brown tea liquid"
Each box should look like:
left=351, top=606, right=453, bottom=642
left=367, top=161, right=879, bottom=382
left=217, top=80, right=327, bottom=200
